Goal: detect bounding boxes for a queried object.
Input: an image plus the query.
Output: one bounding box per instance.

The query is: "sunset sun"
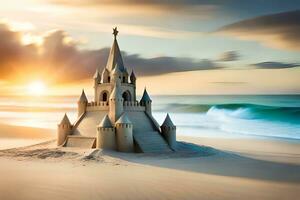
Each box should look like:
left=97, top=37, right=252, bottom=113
left=27, top=81, right=46, bottom=95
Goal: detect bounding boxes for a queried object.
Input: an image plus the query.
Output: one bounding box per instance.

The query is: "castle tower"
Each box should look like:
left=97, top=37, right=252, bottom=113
left=109, top=83, right=123, bottom=123
left=115, top=113, right=133, bottom=152
left=78, top=89, right=88, bottom=117
left=140, top=88, right=152, bottom=115
left=93, top=70, right=101, bottom=102
left=57, top=113, right=72, bottom=146
left=161, top=114, right=176, bottom=150
left=111, top=63, right=122, bottom=84
left=97, top=114, right=116, bottom=150
left=130, top=70, right=136, bottom=100
left=123, top=68, right=129, bottom=83
left=101, top=68, right=109, bottom=83
left=93, top=69, right=101, bottom=84
left=130, top=70, right=136, bottom=85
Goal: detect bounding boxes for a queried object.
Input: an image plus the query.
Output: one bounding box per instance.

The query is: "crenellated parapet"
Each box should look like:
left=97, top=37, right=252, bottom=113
left=86, top=101, right=109, bottom=111
left=87, top=101, right=109, bottom=107
left=123, top=101, right=146, bottom=111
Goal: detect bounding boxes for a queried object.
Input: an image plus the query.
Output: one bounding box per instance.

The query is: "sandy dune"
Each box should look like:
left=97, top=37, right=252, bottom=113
left=0, top=125, right=299, bottom=200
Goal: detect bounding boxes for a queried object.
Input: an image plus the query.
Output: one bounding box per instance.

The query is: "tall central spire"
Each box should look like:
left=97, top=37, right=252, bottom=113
left=106, top=27, right=125, bottom=72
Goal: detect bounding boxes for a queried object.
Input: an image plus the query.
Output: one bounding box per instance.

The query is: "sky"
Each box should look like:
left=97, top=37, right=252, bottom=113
left=0, top=0, right=300, bottom=95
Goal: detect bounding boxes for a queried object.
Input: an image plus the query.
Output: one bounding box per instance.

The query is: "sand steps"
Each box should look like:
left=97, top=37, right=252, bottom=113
left=134, top=131, right=172, bottom=153
left=64, top=136, right=96, bottom=148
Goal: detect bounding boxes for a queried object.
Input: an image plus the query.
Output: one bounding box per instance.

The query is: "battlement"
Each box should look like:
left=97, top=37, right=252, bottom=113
left=96, top=82, right=134, bottom=87
left=86, top=101, right=109, bottom=111
left=116, top=123, right=132, bottom=128
left=87, top=101, right=109, bottom=106
left=123, top=101, right=146, bottom=111
left=97, top=127, right=115, bottom=131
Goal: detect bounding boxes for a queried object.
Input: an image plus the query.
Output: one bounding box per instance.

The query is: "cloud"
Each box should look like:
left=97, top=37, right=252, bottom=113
left=252, top=62, right=300, bottom=69
left=0, top=22, right=221, bottom=84
left=217, top=51, right=240, bottom=62
left=50, top=0, right=218, bottom=19
left=123, top=55, right=220, bottom=76
left=216, top=10, right=300, bottom=51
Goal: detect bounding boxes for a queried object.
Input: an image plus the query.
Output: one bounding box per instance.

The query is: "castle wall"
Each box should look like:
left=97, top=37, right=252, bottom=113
left=86, top=102, right=109, bottom=111
left=95, top=82, right=136, bottom=102
left=95, top=83, right=112, bottom=102
left=123, top=101, right=145, bottom=112
left=72, top=110, right=108, bottom=137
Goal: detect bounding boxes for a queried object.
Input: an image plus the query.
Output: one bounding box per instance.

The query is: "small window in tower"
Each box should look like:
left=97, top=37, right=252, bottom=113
left=123, top=76, right=126, bottom=83
left=102, top=92, right=108, bottom=101
left=108, top=76, right=110, bottom=83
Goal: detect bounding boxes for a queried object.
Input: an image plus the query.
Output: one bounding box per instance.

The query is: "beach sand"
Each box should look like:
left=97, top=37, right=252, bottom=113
left=0, top=124, right=299, bottom=200
left=0, top=123, right=54, bottom=150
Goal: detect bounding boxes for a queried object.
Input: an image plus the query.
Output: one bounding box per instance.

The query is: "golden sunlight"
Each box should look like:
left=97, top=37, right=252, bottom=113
left=27, top=80, right=46, bottom=96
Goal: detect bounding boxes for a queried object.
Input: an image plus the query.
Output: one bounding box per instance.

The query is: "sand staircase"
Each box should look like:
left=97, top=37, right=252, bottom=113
left=134, top=131, right=172, bottom=153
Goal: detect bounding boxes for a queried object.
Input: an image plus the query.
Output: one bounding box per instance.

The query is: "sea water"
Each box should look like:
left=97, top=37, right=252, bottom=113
left=0, top=95, right=299, bottom=140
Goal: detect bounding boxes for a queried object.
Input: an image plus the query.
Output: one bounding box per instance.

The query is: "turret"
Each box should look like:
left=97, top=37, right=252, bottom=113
left=161, top=114, right=176, bottom=150
left=57, top=113, right=72, bottom=146
left=96, top=115, right=116, bottom=150
left=93, top=69, right=101, bottom=84
left=111, top=64, right=122, bottom=84
left=130, top=70, right=136, bottom=85
left=109, top=83, right=123, bottom=123
left=78, top=89, right=88, bottom=117
left=93, top=70, right=101, bottom=102
left=123, top=68, right=129, bottom=83
left=140, top=88, right=152, bottom=115
left=101, top=68, right=109, bottom=83
left=115, top=113, right=133, bottom=152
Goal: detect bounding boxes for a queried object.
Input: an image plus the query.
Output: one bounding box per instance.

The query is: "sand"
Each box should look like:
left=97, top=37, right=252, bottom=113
left=0, top=124, right=299, bottom=200
left=0, top=123, right=54, bottom=150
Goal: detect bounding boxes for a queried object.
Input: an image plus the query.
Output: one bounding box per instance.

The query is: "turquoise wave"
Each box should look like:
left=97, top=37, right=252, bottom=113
left=156, top=103, right=300, bottom=123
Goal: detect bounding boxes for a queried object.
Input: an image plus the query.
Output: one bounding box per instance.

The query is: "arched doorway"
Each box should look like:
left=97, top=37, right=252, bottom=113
left=122, top=91, right=131, bottom=101
left=100, top=91, right=109, bottom=101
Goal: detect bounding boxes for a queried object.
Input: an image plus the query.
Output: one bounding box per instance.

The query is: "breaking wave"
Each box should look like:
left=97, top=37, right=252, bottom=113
left=158, top=103, right=300, bottom=124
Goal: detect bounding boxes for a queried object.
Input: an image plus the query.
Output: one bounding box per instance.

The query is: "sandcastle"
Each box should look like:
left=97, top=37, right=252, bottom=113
left=57, top=28, right=176, bottom=153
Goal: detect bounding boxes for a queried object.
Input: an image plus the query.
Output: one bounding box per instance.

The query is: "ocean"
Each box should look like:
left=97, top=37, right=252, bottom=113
left=0, top=95, right=299, bottom=140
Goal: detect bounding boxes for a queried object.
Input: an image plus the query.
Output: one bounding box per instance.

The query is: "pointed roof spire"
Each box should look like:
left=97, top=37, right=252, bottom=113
left=101, top=67, right=109, bottom=75
left=98, top=114, right=113, bottom=128
left=106, top=27, right=125, bottom=72
left=109, top=83, right=122, bottom=100
left=130, top=70, right=136, bottom=80
left=78, top=89, right=88, bottom=102
left=93, top=69, right=101, bottom=79
left=116, top=113, right=132, bottom=124
left=60, top=113, right=71, bottom=125
left=141, top=87, right=151, bottom=102
left=112, top=63, right=122, bottom=75
left=162, top=114, right=175, bottom=127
